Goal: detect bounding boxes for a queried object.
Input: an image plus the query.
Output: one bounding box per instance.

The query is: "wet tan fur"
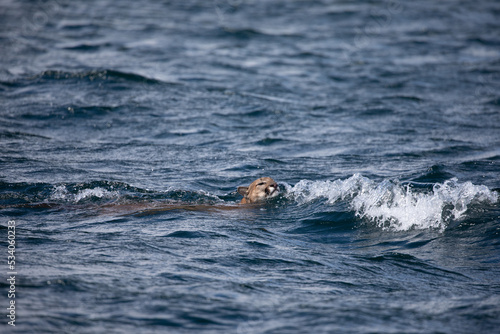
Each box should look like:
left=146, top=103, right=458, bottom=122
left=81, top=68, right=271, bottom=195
left=237, top=177, right=279, bottom=204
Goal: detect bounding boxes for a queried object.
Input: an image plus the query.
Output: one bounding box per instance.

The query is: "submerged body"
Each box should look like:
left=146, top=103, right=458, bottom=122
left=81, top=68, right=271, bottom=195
left=4, top=177, right=280, bottom=215
left=124, top=176, right=280, bottom=214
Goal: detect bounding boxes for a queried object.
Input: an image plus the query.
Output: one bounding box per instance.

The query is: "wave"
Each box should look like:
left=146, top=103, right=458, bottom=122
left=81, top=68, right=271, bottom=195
left=2, top=177, right=497, bottom=231
left=0, top=180, right=224, bottom=208
left=1, top=69, right=180, bottom=88
left=34, top=69, right=167, bottom=85
left=284, top=174, right=498, bottom=231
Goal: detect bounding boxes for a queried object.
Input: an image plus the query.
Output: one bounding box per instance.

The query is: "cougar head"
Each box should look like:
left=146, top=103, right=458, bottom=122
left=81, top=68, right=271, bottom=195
left=237, top=177, right=279, bottom=204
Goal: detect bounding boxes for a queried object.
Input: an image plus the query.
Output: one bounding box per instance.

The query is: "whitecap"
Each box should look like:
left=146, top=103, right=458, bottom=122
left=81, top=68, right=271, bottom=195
left=285, top=175, right=498, bottom=231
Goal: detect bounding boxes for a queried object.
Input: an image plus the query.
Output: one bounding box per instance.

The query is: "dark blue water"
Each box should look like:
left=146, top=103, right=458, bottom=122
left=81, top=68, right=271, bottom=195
left=1, top=0, right=500, bottom=333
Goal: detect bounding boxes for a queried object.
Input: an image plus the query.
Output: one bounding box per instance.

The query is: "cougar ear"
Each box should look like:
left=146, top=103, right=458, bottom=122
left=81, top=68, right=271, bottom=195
left=237, top=186, right=249, bottom=197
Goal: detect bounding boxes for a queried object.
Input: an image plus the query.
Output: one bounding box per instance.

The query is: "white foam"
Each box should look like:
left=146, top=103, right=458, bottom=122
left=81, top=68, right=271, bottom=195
left=51, top=185, right=70, bottom=200
left=73, top=187, right=119, bottom=202
left=51, top=185, right=119, bottom=203
left=285, top=174, right=498, bottom=231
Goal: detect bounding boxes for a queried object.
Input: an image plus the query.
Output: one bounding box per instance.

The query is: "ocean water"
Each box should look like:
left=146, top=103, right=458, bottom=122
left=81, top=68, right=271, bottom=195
left=1, top=0, right=500, bottom=333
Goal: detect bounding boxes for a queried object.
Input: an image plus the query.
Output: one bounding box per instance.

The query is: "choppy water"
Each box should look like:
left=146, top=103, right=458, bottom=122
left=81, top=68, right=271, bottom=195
left=1, top=0, right=500, bottom=333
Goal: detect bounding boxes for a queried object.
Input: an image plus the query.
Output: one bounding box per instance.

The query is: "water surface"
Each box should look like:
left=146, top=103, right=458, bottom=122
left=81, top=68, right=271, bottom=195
left=1, top=0, right=500, bottom=333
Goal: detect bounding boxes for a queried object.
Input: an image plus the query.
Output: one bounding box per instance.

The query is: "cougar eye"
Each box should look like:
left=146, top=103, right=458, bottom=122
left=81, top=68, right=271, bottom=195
left=257, top=182, right=265, bottom=186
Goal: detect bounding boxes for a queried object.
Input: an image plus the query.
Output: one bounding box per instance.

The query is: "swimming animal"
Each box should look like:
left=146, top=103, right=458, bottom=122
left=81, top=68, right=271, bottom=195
left=2, top=177, right=280, bottom=215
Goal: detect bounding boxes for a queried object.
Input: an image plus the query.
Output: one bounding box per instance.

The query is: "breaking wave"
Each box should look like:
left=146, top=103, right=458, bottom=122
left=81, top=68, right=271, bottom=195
left=284, top=174, right=498, bottom=231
